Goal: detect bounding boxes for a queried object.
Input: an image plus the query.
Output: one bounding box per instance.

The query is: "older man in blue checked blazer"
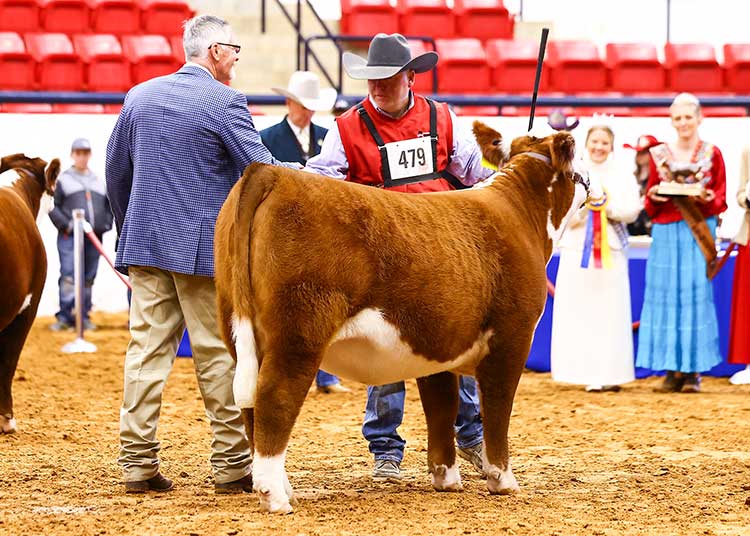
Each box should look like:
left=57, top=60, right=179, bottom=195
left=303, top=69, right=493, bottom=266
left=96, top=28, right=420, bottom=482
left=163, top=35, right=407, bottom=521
left=106, top=14, right=298, bottom=495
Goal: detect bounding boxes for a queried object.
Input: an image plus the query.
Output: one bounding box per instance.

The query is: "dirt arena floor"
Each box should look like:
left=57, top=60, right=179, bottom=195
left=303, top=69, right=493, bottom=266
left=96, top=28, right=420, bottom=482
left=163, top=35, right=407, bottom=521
left=1, top=312, right=750, bottom=536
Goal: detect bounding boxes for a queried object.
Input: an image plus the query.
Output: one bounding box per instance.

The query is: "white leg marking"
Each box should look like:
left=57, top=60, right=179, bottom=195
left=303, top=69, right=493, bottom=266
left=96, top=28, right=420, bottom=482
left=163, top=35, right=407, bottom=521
left=253, top=451, right=293, bottom=514
left=0, top=415, right=17, bottom=434
left=482, top=444, right=519, bottom=495
left=232, top=317, right=258, bottom=409
left=431, top=462, right=462, bottom=492
left=17, top=294, right=32, bottom=315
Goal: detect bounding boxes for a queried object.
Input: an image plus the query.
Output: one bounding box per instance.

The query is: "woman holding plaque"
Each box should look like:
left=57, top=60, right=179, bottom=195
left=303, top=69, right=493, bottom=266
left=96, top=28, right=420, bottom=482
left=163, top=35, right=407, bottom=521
left=637, top=93, right=727, bottom=393
left=551, top=118, right=641, bottom=392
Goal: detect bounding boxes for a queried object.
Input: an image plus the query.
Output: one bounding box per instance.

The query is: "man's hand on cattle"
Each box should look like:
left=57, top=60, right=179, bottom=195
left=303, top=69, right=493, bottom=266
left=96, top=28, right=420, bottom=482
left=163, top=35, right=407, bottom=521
left=693, top=188, right=716, bottom=204
left=647, top=185, right=669, bottom=203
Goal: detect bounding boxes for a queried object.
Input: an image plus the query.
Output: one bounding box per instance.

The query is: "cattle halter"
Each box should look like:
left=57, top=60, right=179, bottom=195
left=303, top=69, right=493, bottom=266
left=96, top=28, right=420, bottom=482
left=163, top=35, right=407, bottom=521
left=524, top=151, right=590, bottom=198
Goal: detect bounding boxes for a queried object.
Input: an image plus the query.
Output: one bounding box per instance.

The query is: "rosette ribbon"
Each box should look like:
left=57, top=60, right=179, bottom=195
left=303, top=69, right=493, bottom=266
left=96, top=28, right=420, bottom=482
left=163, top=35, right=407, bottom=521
left=580, top=191, right=612, bottom=269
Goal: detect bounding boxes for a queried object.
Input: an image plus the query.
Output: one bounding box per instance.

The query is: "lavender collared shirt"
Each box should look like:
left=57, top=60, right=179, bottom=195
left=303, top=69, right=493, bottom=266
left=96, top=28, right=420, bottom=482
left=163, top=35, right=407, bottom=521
left=305, top=93, right=494, bottom=186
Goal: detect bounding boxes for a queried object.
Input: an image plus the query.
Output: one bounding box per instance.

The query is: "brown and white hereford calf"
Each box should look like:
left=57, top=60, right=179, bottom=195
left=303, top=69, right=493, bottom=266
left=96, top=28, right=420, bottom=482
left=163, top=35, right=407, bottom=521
left=0, top=154, right=60, bottom=434
left=214, top=126, right=591, bottom=514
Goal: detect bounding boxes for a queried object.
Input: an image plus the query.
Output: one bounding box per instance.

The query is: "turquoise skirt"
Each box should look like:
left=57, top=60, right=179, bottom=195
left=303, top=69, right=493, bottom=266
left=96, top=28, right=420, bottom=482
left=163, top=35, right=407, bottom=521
left=635, top=217, right=721, bottom=373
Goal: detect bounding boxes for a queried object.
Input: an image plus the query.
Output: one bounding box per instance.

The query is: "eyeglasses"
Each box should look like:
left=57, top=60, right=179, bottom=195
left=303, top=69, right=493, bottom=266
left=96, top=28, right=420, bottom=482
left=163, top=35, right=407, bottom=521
left=210, top=42, right=241, bottom=54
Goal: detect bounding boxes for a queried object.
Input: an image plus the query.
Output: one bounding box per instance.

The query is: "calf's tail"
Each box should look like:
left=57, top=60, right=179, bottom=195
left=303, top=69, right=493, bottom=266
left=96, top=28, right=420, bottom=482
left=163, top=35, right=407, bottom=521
left=231, top=163, right=277, bottom=320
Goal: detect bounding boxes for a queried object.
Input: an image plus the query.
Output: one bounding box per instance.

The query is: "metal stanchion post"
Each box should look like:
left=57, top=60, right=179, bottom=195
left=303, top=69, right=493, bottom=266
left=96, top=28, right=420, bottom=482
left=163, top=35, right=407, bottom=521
left=61, top=209, right=97, bottom=354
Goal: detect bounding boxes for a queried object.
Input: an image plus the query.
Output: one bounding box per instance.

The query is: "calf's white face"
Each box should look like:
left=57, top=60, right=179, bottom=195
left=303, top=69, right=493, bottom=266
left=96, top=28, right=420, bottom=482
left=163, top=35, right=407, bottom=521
left=547, top=158, right=590, bottom=244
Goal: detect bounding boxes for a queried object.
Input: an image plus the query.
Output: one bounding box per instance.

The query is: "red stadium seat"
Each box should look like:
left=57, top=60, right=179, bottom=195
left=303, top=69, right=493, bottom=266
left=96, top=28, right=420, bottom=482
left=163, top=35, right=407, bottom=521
left=408, top=38, right=438, bottom=94
left=485, top=38, right=549, bottom=93
left=25, top=32, right=84, bottom=90
left=0, top=1, right=40, bottom=33
left=122, top=34, right=177, bottom=83
left=452, top=105, right=500, bottom=116
left=454, top=0, right=513, bottom=41
left=89, top=0, right=141, bottom=35
left=0, top=102, right=53, bottom=112
left=169, top=34, right=184, bottom=65
left=138, top=0, right=194, bottom=36
left=664, top=43, right=722, bottom=92
left=723, top=44, right=750, bottom=93
left=340, top=0, right=398, bottom=36
left=574, top=92, right=632, bottom=116
left=398, top=0, right=455, bottom=40
left=52, top=103, right=105, bottom=113
left=74, top=33, right=131, bottom=91
left=38, top=0, right=90, bottom=34
left=434, top=38, right=490, bottom=93
left=605, top=43, right=666, bottom=93
left=701, top=106, right=748, bottom=117
left=0, top=32, right=35, bottom=90
left=547, top=40, right=607, bottom=92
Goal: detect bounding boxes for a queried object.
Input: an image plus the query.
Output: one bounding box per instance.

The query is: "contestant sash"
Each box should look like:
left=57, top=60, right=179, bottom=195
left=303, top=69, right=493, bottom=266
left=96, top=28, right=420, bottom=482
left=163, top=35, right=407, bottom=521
left=672, top=196, right=720, bottom=279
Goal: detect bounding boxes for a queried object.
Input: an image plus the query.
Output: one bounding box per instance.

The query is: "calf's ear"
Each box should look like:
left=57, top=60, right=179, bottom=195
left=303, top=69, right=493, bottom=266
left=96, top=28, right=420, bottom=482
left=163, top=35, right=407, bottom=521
left=550, top=132, right=576, bottom=172
left=45, top=158, right=61, bottom=195
left=472, top=120, right=506, bottom=169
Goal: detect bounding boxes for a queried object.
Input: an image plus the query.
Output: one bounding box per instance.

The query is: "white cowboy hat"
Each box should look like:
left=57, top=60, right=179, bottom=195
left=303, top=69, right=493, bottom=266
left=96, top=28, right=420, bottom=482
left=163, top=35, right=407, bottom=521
left=272, top=71, right=337, bottom=112
left=343, top=33, right=438, bottom=80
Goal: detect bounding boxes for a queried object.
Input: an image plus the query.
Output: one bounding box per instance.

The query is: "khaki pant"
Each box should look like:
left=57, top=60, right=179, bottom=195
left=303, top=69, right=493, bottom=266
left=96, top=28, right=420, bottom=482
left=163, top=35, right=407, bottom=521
left=118, top=266, right=251, bottom=484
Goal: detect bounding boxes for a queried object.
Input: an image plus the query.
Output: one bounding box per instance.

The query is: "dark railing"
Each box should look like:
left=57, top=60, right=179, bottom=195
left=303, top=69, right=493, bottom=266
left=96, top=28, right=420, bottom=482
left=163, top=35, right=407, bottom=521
left=303, top=34, right=438, bottom=94
left=2, top=92, right=750, bottom=116
left=260, top=0, right=342, bottom=91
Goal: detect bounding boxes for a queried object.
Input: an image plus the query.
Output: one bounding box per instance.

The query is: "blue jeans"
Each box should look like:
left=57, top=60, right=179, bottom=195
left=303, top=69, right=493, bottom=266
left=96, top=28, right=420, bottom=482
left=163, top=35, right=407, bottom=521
left=316, top=370, right=339, bottom=388
left=56, top=232, right=101, bottom=324
left=362, top=376, right=483, bottom=463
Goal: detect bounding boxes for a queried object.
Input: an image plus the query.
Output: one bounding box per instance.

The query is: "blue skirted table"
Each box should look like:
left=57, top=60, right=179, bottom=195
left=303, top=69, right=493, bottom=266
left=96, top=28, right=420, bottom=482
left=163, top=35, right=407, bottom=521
left=526, top=246, right=742, bottom=377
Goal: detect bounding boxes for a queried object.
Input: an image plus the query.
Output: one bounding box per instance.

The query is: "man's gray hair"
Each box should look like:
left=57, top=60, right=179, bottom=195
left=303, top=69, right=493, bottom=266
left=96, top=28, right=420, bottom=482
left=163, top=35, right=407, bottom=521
left=182, top=15, right=232, bottom=60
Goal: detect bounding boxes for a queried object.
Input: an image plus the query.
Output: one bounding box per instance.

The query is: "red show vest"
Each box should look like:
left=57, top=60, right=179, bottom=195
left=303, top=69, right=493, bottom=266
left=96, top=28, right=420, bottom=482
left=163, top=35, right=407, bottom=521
left=336, top=95, right=455, bottom=193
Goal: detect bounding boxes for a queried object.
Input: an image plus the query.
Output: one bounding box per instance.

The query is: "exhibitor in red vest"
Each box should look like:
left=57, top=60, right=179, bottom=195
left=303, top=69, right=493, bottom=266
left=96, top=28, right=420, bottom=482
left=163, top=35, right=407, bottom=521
left=306, top=32, right=494, bottom=482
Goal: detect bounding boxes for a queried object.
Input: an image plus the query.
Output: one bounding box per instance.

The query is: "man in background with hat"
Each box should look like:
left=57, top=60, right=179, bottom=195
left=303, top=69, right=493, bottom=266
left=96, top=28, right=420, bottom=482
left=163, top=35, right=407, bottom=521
left=261, top=71, right=337, bottom=166
left=306, top=32, right=494, bottom=482
left=49, top=136, right=113, bottom=332
left=261, top=71, right=351, bottom=394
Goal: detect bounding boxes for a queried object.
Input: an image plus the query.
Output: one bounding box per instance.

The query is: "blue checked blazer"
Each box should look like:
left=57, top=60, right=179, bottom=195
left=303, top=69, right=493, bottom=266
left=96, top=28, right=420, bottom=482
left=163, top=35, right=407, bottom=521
left=106, top=65, right=291, bottom=277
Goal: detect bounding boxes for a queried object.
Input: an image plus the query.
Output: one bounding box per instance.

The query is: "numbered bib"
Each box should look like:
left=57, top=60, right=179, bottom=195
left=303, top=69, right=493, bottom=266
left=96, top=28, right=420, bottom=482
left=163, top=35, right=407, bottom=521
left=384, top=136, right=434, bottom=181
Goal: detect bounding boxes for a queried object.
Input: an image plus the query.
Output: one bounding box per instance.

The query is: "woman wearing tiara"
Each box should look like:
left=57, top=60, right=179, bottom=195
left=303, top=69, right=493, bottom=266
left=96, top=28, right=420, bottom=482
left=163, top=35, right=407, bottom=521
left=637, top=92, right=727, bottom=393
left=551, top=117, right=641, bottom=392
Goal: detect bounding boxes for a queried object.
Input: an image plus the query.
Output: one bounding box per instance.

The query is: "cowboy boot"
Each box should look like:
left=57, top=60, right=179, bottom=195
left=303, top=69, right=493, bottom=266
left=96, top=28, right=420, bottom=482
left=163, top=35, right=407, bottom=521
left=653, top=371, right=684, bottom=393
left=682, top=373, right=702, bottom=393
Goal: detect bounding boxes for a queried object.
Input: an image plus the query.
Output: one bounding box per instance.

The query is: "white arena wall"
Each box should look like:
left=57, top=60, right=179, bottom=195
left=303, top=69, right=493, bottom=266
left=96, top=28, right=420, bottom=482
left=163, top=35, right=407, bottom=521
left=1, top=112, right=748, bottom=317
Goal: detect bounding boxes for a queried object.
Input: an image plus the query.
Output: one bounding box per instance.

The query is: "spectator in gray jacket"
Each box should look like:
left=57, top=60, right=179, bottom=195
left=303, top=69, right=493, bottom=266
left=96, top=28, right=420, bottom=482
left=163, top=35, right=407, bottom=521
left=49, top=137, right=113, bottom=331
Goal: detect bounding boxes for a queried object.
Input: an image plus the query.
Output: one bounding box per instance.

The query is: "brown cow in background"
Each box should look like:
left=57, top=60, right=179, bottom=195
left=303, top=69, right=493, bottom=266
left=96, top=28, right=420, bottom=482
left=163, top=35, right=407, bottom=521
left=214, top=125, right=592, bottom=513
left=0, top=154, right=60, bottom=434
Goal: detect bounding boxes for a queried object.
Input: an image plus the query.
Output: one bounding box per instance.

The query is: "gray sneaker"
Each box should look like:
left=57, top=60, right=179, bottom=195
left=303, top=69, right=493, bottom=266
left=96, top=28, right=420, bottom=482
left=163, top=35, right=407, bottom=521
left=372, top=459, right=402, bottom=482
left=49, top=320, right=73, bottom=332
left=457, top=443, right=486, bottom=477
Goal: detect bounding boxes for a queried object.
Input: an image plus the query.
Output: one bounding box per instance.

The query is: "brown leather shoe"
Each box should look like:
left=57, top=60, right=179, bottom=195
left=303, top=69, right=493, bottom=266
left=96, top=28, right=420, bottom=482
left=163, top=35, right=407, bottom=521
left=125, top=472, right=174, bottom=494
left=215, top=473, right=253, bottom=494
